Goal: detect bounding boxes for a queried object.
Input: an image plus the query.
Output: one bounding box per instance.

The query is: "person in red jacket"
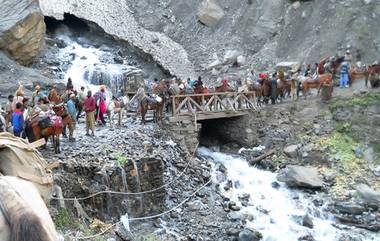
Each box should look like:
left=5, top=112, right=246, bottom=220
left=83, top=91, right=96, bottom=136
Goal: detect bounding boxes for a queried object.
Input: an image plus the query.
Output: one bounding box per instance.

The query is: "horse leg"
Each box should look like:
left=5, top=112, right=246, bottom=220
left=57, top=134, right=61, bottom=154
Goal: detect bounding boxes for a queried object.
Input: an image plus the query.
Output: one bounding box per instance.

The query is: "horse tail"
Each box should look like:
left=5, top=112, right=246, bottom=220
left=10, top=210, right=51, bottom=241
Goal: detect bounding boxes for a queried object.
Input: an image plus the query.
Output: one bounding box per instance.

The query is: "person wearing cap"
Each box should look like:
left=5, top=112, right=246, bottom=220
left=67, top=94, right=77, bottom=141
left=83, top=90, right=96, bottom=136
left=12, top=85, right=25, bottom=112
left=345, top=50, right=353, bottom=64
left=67, top=77, right=74, bottom=91
left=340, top=59, right=350, bottom=88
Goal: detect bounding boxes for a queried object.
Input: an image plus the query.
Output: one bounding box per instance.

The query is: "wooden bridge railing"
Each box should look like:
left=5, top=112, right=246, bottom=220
left=171, top=91, right=257, bottom=120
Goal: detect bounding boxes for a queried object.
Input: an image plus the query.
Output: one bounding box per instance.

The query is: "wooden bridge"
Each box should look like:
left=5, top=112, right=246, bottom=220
left=169, top=91, right=258, bottom=122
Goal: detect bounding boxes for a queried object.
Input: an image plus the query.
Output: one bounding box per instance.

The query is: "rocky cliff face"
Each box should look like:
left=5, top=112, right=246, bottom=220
left=0, top=0, right=45, bottom=65
left=40, top=0, right=380, bottom=78
left=39, top=0, right=196, bottom=79
left=0, top=52, right=64, bottom=98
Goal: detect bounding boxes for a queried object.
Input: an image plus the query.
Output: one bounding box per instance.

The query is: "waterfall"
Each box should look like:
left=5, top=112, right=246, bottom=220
left=55, top=35, right=143, bottom=101
left=198, top=147, right=377, bottom=241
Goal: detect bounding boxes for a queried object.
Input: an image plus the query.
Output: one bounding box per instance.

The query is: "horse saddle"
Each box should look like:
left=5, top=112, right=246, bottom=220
left=147, top=95, right=162, bottom=104
left=39, top=116, right=53, bottom=129
left=50, top=116, right=63, bottom=130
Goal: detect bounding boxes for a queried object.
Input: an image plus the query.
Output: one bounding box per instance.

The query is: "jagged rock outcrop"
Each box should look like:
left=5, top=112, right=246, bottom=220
left=0, top=52, right=63, bottom=97
left=39, top=0, right=196, bottom=79
left=0, top=0, right=45, bottom=65
left=198, top=0, right=225, bottom=27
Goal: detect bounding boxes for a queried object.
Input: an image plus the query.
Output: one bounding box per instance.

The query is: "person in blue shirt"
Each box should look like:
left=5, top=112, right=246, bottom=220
left=340, top=60, right=350, bottom=88
left=11, top=102, right=24, bottom=137
left=66, top=94, right=77, bottom=141
left=187, top=78, right=196, bottom=89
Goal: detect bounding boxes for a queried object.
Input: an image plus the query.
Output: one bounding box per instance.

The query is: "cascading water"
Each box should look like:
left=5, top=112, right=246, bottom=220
left=55, top=34, right=143, bottom=100
left=198, top=147, right=378, bottom=241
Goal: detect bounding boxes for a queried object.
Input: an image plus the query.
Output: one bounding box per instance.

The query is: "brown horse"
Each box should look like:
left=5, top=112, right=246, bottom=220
left=135, top=87, right=166, bottom=124
left=26, top=115, right=63, bottom=154
left=193, top=83, right=210, bottom=105
left=52, top=105, right=73, bottom=138
left=366, top=64, right=380, bottom=88
left=348, top=68, right=368, bottom=86
left=261, top=78, right=271, bottom=104
left=300, top=73, right=333, bottom=98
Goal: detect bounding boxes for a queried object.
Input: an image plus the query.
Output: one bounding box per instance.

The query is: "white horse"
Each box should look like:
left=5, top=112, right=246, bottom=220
left=107, top=96, right=129, bottom=126
left=0, top=176, right=58, bottom=241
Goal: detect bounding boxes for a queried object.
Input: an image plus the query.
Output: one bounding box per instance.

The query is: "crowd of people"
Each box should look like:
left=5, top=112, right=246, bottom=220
left=0, top=78, right=117, bottom=141
left=0, top=49, right=369, bottom=143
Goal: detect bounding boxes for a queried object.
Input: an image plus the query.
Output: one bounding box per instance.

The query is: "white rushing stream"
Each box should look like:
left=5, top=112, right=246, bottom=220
left=56, top=35, right=140, bottom=100
left=198, top=147, right=378, bottom=241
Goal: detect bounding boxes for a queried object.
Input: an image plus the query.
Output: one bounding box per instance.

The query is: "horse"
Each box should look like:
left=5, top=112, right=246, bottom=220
left=107, top=96, right=128, bottom=126
left=135, top=88, right=166, bottom=124
left=261, top=78, right=271, bottom=104
left=192, top=82, right=211, bottom=106
left=366, top=64, right=380, bottom=88
left=52, top=105, right=73, bottom=139
left=299, top=73, right=333, bottom=98
left=0, top=176, right=58, bottom=241
left=48, top=89, right=62, bottom=105
left=25, top=115, right=63, bottom=154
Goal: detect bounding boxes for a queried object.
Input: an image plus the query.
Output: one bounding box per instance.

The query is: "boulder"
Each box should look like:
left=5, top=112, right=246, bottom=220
left=277, top=165, right=323, bottom=189
left=238, top=228, right=262, bottom=241
left=302, top=214, right=314, bottom=229
left=237, top=55, right=246, bottom=66
left=0, top=0, right=46, bottom=65
left=0, top=52, right=62, bottom=97
left=284, top=145, right=299, bottom=158
left=335, top=202, right=365, bottom=215
left=198, top=0, right=225, bottom=27
left=223, top=50, right=240, bottom=64
left=355, top=184, right=380, bottom=208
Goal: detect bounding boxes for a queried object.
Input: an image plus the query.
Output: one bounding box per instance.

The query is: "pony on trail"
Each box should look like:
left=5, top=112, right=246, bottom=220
left=135, top=88, right=166, bottom=124
left=107, top=96, right=128, bottom=126
left=52, top=105, right=73, bottom=139
left=366, top=64, right=380, bottom=88
left=192, top=81, right=210, bottom=105
left=0, top=176, right=58, bottom=241
left=25, top=115, right=63, bottom=154
left=299, top=73, right=333, bottom=98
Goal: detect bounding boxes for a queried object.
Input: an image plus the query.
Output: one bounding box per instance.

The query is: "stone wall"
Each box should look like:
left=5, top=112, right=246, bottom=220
left=167, top=120, right=201, bottom=153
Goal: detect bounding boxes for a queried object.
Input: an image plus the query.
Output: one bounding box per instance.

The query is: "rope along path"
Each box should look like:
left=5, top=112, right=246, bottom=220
left=52, top=143, right=199, bottom=201
left=74, top=179, right=212, bottom=240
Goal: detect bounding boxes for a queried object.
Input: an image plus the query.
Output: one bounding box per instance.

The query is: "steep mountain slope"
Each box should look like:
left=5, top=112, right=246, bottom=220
left=40, top=0, right=380, bottom=77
